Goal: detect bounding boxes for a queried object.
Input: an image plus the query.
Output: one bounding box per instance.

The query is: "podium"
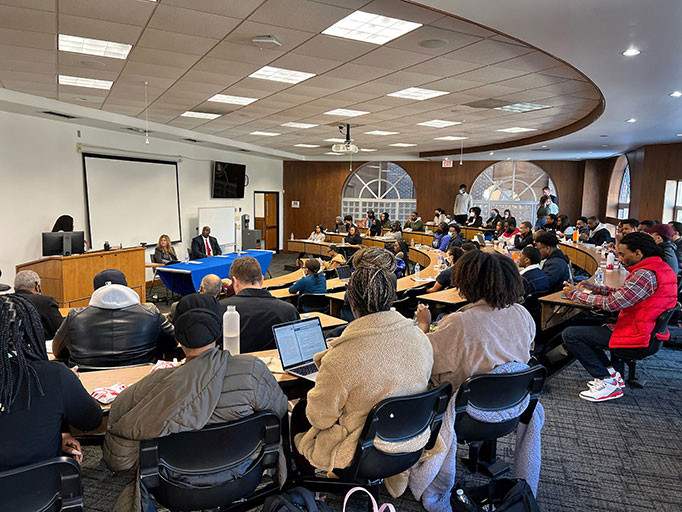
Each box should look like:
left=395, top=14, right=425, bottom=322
left=16, top=247, right=146, bottom=308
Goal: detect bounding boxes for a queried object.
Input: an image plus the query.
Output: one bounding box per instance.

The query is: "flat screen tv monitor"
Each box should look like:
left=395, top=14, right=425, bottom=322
left=42, top=231, right=85, bottom=257
left=212, top=162, right=246, bottom=198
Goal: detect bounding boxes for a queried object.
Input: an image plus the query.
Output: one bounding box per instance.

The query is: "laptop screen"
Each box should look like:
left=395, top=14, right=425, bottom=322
left=336, top=265, right=351, bottom=280
left=272, top=317, right=328, bottom=369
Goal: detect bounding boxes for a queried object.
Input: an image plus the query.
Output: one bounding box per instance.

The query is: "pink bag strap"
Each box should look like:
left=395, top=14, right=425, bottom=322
left=342, top=486, right=396, bottom=512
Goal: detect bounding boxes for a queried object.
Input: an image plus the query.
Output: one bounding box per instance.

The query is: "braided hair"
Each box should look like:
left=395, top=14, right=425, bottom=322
left=347, top=247, right=397, bottom=317
left=0, top=294, right=47, bottom=415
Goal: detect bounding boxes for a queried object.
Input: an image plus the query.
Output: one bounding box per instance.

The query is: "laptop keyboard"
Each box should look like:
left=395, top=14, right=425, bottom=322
left=293, top=362, right=318, bottom=375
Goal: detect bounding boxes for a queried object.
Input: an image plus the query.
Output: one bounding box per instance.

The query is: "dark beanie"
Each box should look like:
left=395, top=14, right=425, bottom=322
left=175, top=293, right=220, bottom=318
left=175, top=308, right=222, bottom=348
left=93, top=269, right=127, bottom=290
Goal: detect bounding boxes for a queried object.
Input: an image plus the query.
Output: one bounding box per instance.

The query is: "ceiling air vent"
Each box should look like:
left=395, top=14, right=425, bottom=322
left=121, top=127, right=152, bottom=134
left=40, top=111, right=79, bottom=120
left=462, top=98, right=510, bottom=109
left=531, top=148, right=551, bottom=152
left=238, top=149, right=251, bottom=153
left=183, top=138, right=200, bottom=143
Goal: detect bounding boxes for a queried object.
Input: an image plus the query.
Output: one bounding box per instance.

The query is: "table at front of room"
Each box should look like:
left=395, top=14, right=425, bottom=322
left=156, top=250, right=273, bottom=295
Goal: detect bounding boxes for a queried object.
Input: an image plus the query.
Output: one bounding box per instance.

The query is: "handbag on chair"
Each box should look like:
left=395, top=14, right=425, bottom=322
left=451, top=478, right=540, bottom=512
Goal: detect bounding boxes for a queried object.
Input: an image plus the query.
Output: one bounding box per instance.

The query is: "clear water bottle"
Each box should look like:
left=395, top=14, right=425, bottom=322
left=223, top=305, right=240, bottom=355
left=415, top=263, right=421, bottom=279
left=290, top=232, right=294, bottom=240
left=594, top=267, right=604, bottom=287
left=455, top=488, right=470, bottom=505
left=437, top=253, right=444, bottom=267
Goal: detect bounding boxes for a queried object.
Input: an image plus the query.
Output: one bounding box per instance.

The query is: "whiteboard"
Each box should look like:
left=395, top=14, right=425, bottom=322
left=84, top=154, right=181, bottom=249
left=198, top=207, right=236, bottom=250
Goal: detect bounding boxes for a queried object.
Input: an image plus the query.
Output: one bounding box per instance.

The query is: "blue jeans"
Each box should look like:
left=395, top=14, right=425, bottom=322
left=562, top=325, right=613, bottom=379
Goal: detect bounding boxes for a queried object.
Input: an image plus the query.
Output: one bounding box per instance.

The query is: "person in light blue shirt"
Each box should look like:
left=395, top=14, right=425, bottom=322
left=431, top=222, right=452, bottom=252
left=289, top=259, right=327, bottom=311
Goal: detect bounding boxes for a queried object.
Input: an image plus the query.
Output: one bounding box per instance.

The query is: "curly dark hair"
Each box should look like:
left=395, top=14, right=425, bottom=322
left=451, top=250, right=524, bottom=308
left=619, top=232, right=664, bottom=259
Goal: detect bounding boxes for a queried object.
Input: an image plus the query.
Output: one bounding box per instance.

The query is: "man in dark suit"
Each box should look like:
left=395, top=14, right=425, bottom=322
left=191, top=226, right=222, bottom=259
left=13, top=270, right=64, bottom=339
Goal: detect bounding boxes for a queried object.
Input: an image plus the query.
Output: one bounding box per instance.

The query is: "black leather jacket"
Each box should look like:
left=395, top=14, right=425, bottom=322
left=53, top=303, right=175, bottom=368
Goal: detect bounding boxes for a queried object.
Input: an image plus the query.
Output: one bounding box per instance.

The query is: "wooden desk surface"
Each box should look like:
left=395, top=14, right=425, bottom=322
left=418, top=288, right=467, bottom=306
left=270, top=288, right=296, bottom=299
left=327, top=290, right=346, bottom=301
left=304, top=311, right=347, bottom=328
left=538, top=267, right=628, bottom=306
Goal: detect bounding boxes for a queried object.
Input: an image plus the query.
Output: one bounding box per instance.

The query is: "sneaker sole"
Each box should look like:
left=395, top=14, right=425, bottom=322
left=579, top=391, right=624, bottom=402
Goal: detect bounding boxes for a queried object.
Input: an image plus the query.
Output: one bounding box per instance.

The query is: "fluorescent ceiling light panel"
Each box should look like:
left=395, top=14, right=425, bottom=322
left=181, top=111, right=221, bottom=119
left=58, top=34, right=132, bottom=60
left=434, top=136, right=469, bottom=141
left=389, top=143, right=417, bottom=147
left=208, top=94, right=258, bottom=105
left=387, top=87, right=449, bottom=101
left=322, top=10, right=422, bottom=45
left=625, top=118, right=637, bottom=123
left=622, top=48, right=640, bottom=56
left=324, top=108, right=369, bottom=117
left=364, top=130, right=399, bottom=136
left=670, top=91, right=682, bottom=98
left=249, top=131, right=280, bottom=136
left=497, top=127, right=537, bottom=133
left=58, top=75, right=113, bottom=90
left=282, top=122, right=319, bottom=129
left=417, top=119, right=461, bottom=128
left=360, top=148, right=377, bottom=152
left=294, top=143, right=320, bottom=148
left=249, top=66, right=315, bottom=84
left=324, top=138, right=347, bottom=143
left=325, top=152, right=343, bottom=155
left=495, top=103, right=551, bottom=113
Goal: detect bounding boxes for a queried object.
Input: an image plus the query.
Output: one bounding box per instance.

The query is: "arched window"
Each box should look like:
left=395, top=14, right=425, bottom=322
left=341, top=162, right=416, bottom=223
left=470, top=161, right=557, bottom=223
left=617, top=165, right=631, bottom=219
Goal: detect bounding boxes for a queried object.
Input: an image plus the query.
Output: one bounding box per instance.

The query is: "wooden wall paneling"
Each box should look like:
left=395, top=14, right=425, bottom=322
left=638, top=143, right=682, bottom=221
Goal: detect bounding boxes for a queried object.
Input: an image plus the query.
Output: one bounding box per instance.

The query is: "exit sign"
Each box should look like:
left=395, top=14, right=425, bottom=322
left=442, top=160, right=453, bottom=168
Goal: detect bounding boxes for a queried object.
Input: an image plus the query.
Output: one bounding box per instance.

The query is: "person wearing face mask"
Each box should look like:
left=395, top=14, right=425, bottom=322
left=466, top=207, right=483, bottom=228
left=503, top=209, right=512, bottom=220
left=431, top=222, right=452, bottom=251
left=483, top=208, right=502, bottom=228
left=453, top=184, right=473, bottom=224
left=445, top=224, right=464, bottom=250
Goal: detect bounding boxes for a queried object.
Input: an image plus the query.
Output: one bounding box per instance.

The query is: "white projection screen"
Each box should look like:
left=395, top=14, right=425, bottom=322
left=83, top=154, right=181, bottom=249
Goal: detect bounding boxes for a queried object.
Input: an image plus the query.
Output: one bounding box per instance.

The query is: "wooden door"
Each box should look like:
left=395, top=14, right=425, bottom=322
left=264, top=192, right=279, bottom=250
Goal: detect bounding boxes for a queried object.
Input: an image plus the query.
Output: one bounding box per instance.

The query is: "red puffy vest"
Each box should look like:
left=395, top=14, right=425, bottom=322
left=609, top=256, right=678, bottom=349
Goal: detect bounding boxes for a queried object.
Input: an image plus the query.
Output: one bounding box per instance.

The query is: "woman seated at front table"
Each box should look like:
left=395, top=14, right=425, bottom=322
left=466, top=206, right=483, bottom=227
left=289, top=259, right=327, bottom=310
left=426, top=246, right=464, bottom=293
left=431, top=222, right=452, bottom=251
left=154, top=233, right=178, bottom=264
left=483, top=208, right=502, bottom=229
left=344, top=225, right=363, bottom=246
left=416, top=250, right=534, bottom=389
left=555, top=214, right=574, bottom=239
left=293, top=247, right=433, bottom=473
left=380, top=212, right=392, bottom=229
left=308, top=224, right=326, bottom=242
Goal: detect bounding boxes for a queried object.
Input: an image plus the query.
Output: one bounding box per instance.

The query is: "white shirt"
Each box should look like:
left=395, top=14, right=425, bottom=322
left=453, top=192, right=473, bottom=215
left=519, top=263, right=541, bottom=276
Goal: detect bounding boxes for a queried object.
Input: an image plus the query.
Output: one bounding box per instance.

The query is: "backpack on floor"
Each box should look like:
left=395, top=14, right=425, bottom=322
left=451, top=478, right=540, bottom=512
left=263, top=487, right=334, bottom=512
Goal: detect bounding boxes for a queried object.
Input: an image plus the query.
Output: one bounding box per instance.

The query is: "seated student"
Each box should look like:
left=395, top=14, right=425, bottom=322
left=323, top=244, right=346, bottom=270
left=535, top=231, right=571, bottom=292
left=333, top=216, right=345, bottom=233
left=503, top=209, right=513, bottom=221
left=344, top=224, right=363, bottom=246
left=544, top=214, right=558, bottom=232
left=403, top=211, right=424, bottom=231
left=483, top=208, right=502, bottom=229
left=466, top=206, right=483, bottom=227
left=380, top=212, right=392, bottom=229
left=617, top=218, right=639, bottom=243
left=393, top=238, right=411, bottom=277
left=386, top=221, right=403, bottom=240
left=461, top=240, right=479, bottom=252
left=514, top=221, right=534, bottom=250
left=492, top=220, right=504, bottom=241
left=13, top=270, right=63, bottom=339
left=169, top=273, right=222, bottom=323
left=367, top=211, right=382, bottom=237
left=575, top=216, right=589, bottom=235
left=220, top=257, right=298, bottom=352
left=343, top=215, right=355, bottom=233
left=433, top=208, right=447, bottom=225
left=497, top=219, right=520, bottom=245
left=53, top=269, right=175, bottom=368
left=416, top=250, right=534, bottom=389
left=518, top=246, right=549, bottom=296
left=153, top=234, right=178, bottom=264
left=191, top=225, right=222, bottom=259
left=639, top=220, right=657, bottom=230
left=580, top=216, right=612, bottom=245
left=562, top=232, right=677, bottom=402
left=426, top=247, right=464, bottom=293
left=0, top=294, right=102, bottom=472
left=103, top=294, right=288, bottom=510
left=555, top=214, right=574, bottom=239
left=308, top=224, right=326, bottom=242
left=642, top=223, right=679, bottom=275
left=289, top=259, right=327, bottom=308
left=446, top=224, right=463, bottom=250
left=293, top=247, right=433, bottom=472
left=431, top=222, right=452, bottom=251
left=668, top=221, right=682, bottom=264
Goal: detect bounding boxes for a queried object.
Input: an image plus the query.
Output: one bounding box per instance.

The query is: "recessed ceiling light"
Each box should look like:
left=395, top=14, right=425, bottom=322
left=677, top=133, right=682, bottom=137
left=58, top=75, right=113, bottom=90
left=322, top=10, right=422, bottom=45
left=622, top=48, right=641, bottom=57
left=249, top=131, right=280, bottom=136
left=325, top=152, right=343, bottom=155
left=248, top=66, right=315, bottom=84
left=282, top=122, right=319, bottom=129
left=489, top=151, right=494, bottom=155
left=387, top=87, right=449, bottom=101
left=541, top=145, right=548, bottom=148
left=495, top=103, right=551, bottom=113
left=181, top=111, right=221, bottom=119
left=625, top=118, right=637, bottom=123
left=360, top=148, right=377, bottom=152
left=324, top=138, right=347, bottom=143
left=417, top=119, right=461, bottom=128
left=497, top=127, right=537, bottom=133
left=434, top=136, right=468, bottom=141
left=670, top=91, right=682, bottom=98
left=294, top=143, right=320, bottom=148
left=364, top=130, right=399, bottom=136
left=601, top=144, right=609, bottom=147
left=58, top=34, right=132, bottom=60
left=506, top=157, right=511, bottom=160
left=389, top=143, right=417, bottom=147
left=324, top=108, right=369, bottom=117
left=208, top=94, right=258, bottom=105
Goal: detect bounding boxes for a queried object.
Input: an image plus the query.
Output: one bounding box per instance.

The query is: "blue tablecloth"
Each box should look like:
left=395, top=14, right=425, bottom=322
left=156, top=250, right=273, bottom=296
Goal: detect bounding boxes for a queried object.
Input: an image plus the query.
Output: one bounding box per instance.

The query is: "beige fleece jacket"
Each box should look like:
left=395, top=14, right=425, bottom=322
left=295, top=310, right=434, bottom=472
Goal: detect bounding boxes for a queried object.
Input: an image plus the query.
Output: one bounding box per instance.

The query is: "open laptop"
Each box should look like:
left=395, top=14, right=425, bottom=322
left=336, top=265, right=351, bottom=283
left=272, top=317, right=328, bottom=382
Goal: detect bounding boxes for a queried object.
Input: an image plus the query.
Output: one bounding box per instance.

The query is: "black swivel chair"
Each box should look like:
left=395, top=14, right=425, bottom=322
left=298, top=293, right=330, bottom=314
left=139, top=411, right=282, bottom=512
left=295, top=383, right=452, bottom=503
left=455, top=365, right=547, bottom=478
left=0, top=456, right=83, bottom=511
left=611, top=302, right=680, bottom=388
left=390, top=296, right=414, bottom=318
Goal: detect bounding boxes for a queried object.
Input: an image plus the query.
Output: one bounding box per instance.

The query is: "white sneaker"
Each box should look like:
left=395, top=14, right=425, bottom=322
left=579, top=378, right=623, bottom=402
left=587, top=371, right=625, bottom=390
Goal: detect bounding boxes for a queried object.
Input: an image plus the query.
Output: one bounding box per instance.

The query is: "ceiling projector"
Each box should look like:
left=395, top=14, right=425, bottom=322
left=332, top=142, right=359, bottom=153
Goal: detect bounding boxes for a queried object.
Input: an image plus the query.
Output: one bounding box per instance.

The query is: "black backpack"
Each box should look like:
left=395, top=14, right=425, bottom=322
left=451, top=479, right=540, bottom=512
left=263, top=487, right=334, bottom=512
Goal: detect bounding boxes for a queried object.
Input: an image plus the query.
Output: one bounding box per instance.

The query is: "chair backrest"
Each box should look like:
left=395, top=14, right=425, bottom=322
left=641, top=302, right=681, bottom=356
left=298, top=293, right=330, bottom=313
left=390, top=296, right=415, bottom=318
left=340, top=382, right=452, bottom=483
left=454, top=365, right=547, bottom=443
left=0, top=456, right=83, bottom=512
left=139, top=411, right=281, bottom=511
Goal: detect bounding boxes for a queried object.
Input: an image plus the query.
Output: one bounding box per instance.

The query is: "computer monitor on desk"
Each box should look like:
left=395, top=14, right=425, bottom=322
left=42, top=231, right=85, bottom=257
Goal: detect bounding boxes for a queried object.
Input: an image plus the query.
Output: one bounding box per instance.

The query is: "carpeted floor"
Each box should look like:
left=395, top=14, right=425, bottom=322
left=81, top=254, right=682, bottom=511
